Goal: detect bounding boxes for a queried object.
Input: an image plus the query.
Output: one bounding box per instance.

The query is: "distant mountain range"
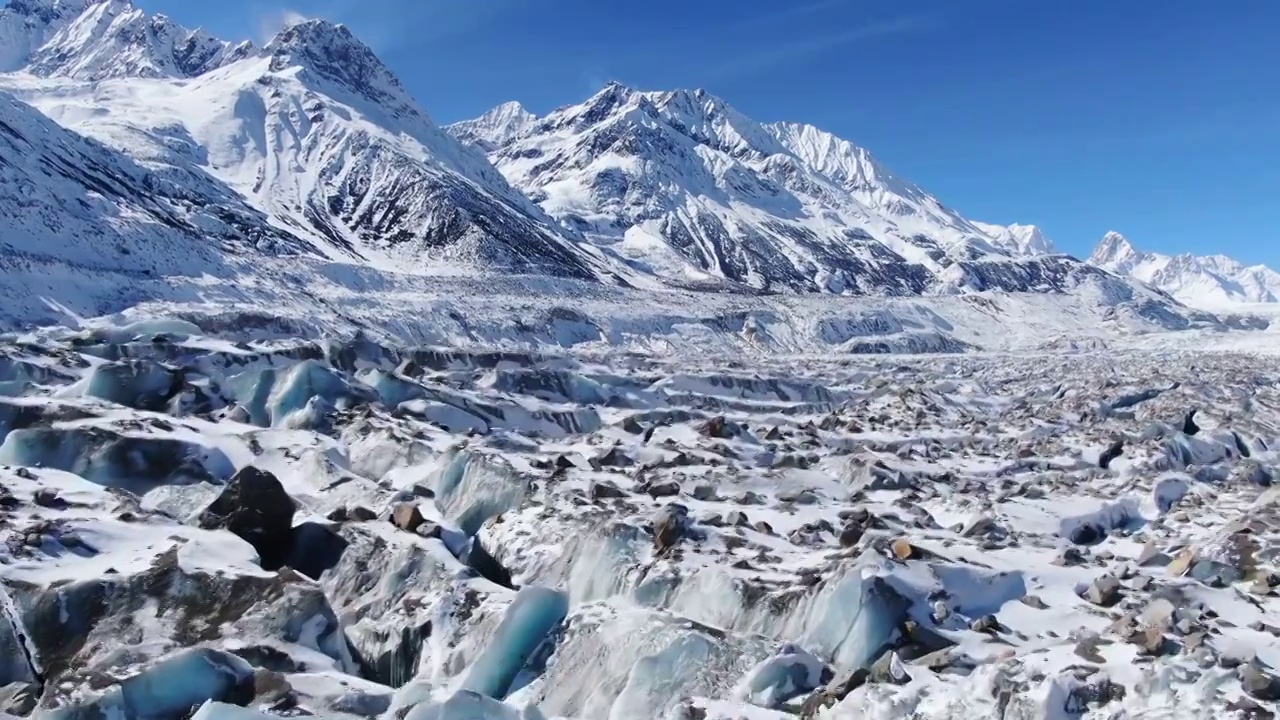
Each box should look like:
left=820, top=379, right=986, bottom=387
left=0, top=0, right=1271, bottom=333
left=1090, top=231, right=1280, bottom=307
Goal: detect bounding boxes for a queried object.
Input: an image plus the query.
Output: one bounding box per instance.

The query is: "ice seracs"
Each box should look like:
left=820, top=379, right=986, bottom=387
left=1, top=324, right=1278, bottom=718
left=1090, top=231, right=1280, bottom=307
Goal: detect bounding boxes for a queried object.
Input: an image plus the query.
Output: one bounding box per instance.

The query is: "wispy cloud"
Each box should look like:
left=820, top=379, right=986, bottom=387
left=727, top=0, right=849, bottom=31
left=698, top=14, right=935, bottom=83
left=254, top=7, right=319, bottom=44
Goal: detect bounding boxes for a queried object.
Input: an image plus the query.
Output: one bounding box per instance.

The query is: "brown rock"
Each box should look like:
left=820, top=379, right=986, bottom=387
left=1167, top=547, right=1197, bottom=577
left=890, top=538, right=916, bottom=561
left=391, top=503, right=426, bottom=533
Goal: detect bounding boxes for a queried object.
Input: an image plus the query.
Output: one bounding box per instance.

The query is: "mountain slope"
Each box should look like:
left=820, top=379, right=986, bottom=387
left=0, top=0, right=1238, bottom=340
left=0, top=88, right=316, bottom=326
left=0, top=2, right=619, bottom=282
left=1090, top=231, right=1280, bottom=307
left=447, top=85, right=1125, bottom=299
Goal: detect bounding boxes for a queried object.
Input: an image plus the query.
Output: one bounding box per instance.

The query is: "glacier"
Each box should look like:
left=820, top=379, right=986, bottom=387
left=0, top=1, right=1275, bottom=719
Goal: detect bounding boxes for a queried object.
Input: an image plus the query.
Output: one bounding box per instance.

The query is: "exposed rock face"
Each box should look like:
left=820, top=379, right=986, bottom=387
left=198, top=466, right=297, bottom=570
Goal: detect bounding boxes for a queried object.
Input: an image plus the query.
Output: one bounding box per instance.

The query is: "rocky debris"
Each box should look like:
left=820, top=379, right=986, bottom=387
left=1167, top=547, right=1197, bottom=577
left=777, top=489, right=819, bottom=505
left=0, top=682, right=38, bottom=715
left=868, top=650, right=912, bottom=685
left=799, top=669, right=869, bottom=718
left=1082, top=574, right=1123, bottom=607
left=838, top=524, right=864, bottom=547
left=1241, top=665, right=1280, bottom=701
left=1129, top=625, right=1171, bottom=655
left=1228, top=697, right=1276, bottom=720
left=960, top=513, right=1010, bottom=541
left=327, top=505, right=377, bottom=523
left=596, top=446, right=634, bottom=467
left=1021, top=595, right=1049, bottom=610
left=1061, top=669, right=1127, bottom=713
left=31, top=489, right=66, bottom=509
left=390, top=503, right=428, bottom=534
left=890, top=538, right=917, bottom=561
left=847, top=459, right=915, bottom=492
left=644, top=480, right=682, bottom=498
left=691, top=484, right=717, bottom=501
left=16, top=548, right=346, bottom=704
left=590, top=480, right=628, bottom=500
left=699, top=416, right=743, bottom=439
left=970, top=614, right=999, bottom=633
left=0, top=327, right=1278, bottom=719
left=197, top=466, right=297, bottom=570
left=653, top=504, right=689, bottom=554
left=1099, top=438, right=1125, bottom=469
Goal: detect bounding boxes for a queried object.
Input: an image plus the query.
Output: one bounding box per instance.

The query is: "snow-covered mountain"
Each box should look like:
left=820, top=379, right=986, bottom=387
left=1091, top=231, right=1280, bottom=307
left=0, top=0, right=619, bottom=283
left=0, top=85, right=321, bottom=326
left=972, top=221, right=1057, bottom=257
left=0, top=0, right=1249, bottom=340
left=446, top=84, right=1106, bottom=296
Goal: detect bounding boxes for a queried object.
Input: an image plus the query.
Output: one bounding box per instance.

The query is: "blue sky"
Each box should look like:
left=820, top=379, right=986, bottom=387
left=132, top=0, right=1280, bottom=264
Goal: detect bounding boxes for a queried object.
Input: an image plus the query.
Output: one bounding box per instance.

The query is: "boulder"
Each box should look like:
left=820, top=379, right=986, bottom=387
left=390, top=503, right=427, bottom=534
left=590, top=481, right=628, bottom=501
left=645, top=481, right=682, bottom=499
left=197, top=467, right=297, bottom=570
left=653, top=504, right=689, bottom=554
left=1241, top=665, right=1280, bottom=701
left=1098, top=438, right=1125, bottom=469
left=1082, top=574, right=1122, bottom=607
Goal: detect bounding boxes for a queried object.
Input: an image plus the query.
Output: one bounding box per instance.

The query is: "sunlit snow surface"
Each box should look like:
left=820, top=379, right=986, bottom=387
left=0, top=317, right=1277, bottom=720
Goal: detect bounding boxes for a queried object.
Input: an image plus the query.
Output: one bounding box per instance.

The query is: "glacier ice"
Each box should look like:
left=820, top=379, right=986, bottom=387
left=0, top=426, right=234, bottom=492
left=459, top=586, right=569, bottom=700
left=731, top=644, right=828, bottom=709
left=41, top=649, right=255, bottom=720
left=404, top=690, right=546, bottom=720
left=74, top=358, right=181, bottom=410
left=432, top=450, right=530, bottom=538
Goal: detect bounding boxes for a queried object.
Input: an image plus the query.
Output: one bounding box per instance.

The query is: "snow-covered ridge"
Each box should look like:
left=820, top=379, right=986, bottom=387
left=1091, top=231, right=1280, bottom=308
left=445, top=82, right=1106, bottom=297
left=0, top=0, right=623, bottom=285
left=8, top=0, right=253, bottom=80
left=0, top=0, right=1270, bottom=338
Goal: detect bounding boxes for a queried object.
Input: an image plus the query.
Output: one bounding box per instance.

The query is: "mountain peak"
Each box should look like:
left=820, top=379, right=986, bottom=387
left=14, top=0, right=251, bottom=80
left=5, top=0, right=111, bottom=17
left=446, top=100, right=538, bottom=152
left=973, top=222, right=1058, bottom=257
left=1091, top=231, right=1280, bottom=307
left=266, top=18, right=425, bottom=123
left=0, top=0, right=110, bottom=71
left=1091, top=231, right=1140, bottom=267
